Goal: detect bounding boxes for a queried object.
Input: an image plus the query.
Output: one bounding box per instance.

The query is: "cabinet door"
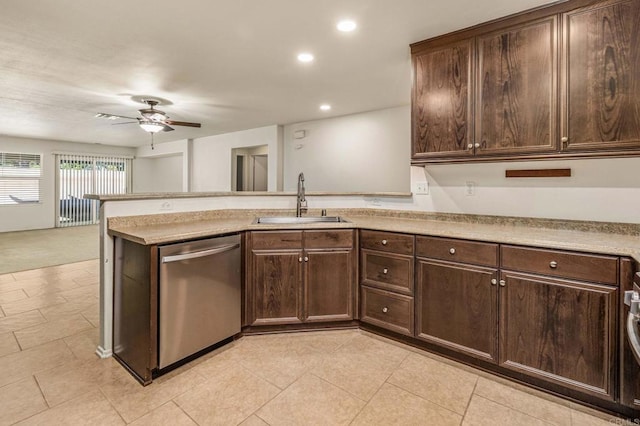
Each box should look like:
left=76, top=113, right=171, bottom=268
left=562, top=0, right=640, bottom=151
left=412, top=39, right=474, bottom=159
left=251, top=250, right=303, bottom=325
left=416, top=259, right=498, bottom=362
left=499, top=271, right=617, bottom=400
left=304, top=249, right=354, bottom=322
left=476, top=17, right=557, bottom=155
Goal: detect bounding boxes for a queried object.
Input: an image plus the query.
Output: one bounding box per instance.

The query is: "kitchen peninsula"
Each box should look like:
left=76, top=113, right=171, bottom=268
left=90, top=191, right=640, bottom=417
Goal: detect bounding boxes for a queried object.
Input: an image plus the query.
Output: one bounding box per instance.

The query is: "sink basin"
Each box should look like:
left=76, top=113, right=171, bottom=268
left=254, top=216, right=349, bottom=224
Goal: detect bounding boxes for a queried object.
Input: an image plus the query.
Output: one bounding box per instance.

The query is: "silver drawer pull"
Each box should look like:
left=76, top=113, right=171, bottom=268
left=382, top=307, right=388, bottom=313
left=499, top=280, right=506, bottom=287
left=449, top=248, right=456, bottom=255
left=381, top=239, right=388, bottom=246
left=467, top=143, right=473, bottom=149
left=549, top=261, right=558, bottom=269
left=299, top=257, right=303, bottom=263
left=304, top=256, right=309, bottom=262
left=474, top=143, right=480, bottom=149
left=383, top=268, right=388, bottom=274
left=491, top=278, right=497, bottom=285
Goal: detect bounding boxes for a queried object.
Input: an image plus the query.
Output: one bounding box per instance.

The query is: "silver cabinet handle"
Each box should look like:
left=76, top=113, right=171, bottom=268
left=299, top=257, right=303, bottom=263
left=467, top=143, right=473, bottom=149
left=499, top=280, right=506, bottom=287
left=381, top=239, right=388, bottom=246
left=491, top=278, right=497, bottom=285
left=304, top=256, right=309, bottom=262
left=561, top=137, right=568, bottom=143
left=382, top=268, right=388, bottom=274
left=474, top=143, right=480, bottom=148
left=382, top=307, right=388, bottom=313
left=161, top=243, right=239, bottom=263
left=549, top=261, right=558, bottom=269
left=449, top=248, right=456, bottom=255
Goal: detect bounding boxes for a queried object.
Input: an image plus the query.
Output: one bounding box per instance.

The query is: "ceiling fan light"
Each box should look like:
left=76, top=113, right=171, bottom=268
left=139, top=120, right=164, bottom=133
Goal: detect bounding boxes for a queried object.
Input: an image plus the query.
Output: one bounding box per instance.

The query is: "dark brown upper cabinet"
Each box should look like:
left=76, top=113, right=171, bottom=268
left=412, top=39, right=474, bottom=160
left=411, top=0, right=640, bottom=163
left=562, top=0, right=640, bottom=151
left=476, top=17, right=558, bottom=156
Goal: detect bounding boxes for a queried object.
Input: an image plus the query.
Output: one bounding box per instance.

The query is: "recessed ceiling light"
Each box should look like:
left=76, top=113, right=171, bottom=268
left=337, top=20, right=357, bottom=32
left=297, top=53, right=314, bottom=63
left=320, top=104, right=331, bottom=111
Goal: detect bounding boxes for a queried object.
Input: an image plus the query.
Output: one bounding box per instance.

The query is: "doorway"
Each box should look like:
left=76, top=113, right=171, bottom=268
left=231, top=145, right=268, bottom=191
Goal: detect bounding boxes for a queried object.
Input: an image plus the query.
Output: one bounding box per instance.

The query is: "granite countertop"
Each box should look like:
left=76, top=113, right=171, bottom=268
left=86, top=191, right=412, bottom=201
left=107, top=210, right=640, bottom=262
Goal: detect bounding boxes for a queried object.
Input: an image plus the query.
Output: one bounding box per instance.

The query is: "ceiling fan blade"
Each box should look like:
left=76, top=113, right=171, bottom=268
left=165, top=120, right=201, bottom=128
left=162, top=125, right=175, bottom=132
left=95, top=113, right=138, bottom=120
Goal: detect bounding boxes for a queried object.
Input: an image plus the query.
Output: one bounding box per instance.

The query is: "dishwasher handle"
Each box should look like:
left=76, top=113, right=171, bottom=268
left=161, top=243, right=240, bottom=264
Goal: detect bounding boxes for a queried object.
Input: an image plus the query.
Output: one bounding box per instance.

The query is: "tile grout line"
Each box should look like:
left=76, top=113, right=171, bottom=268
left=33, top=372, right=53, bottom=409
left=460, top=377, right=479, bottom=424
left=381, top=354, right=473, bottom=419
left=98, top=387, right=128, bottom=425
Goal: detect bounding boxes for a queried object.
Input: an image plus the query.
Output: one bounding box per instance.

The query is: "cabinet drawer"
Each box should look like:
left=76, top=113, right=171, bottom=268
left=361, top=250, right=413, bottom=295
left=416, top=236, right=498, bottom=267
left=304, top=230, right=353, bottom=249
left=360, top=230, right=414, bottom=255
left=361, top=286, right=414, bottom=336
left=501, top=245, right=618, bottom=285
left=251, top=231, right=302, bottom=250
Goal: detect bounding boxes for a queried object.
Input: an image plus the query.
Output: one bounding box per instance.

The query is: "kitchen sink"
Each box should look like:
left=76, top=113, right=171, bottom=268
left=254, top=216, right=349, bottom=224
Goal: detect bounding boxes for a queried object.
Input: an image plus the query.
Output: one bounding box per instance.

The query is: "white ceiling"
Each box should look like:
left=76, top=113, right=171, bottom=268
left=1, top=0, right=556, bottom=147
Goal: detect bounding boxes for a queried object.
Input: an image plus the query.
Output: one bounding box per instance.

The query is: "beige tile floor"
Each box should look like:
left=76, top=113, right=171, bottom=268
left=0, top=259, right=624, bottom=425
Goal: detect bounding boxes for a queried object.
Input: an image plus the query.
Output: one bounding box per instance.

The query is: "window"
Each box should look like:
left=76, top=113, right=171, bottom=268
left=0, top=152, right=42, bottom=205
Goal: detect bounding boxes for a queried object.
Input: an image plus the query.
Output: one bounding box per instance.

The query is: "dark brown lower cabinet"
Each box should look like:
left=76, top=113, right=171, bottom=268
left=251, top=250, right=303, bottom=325
left=415, top=258, right=498, bottom=363
left=499, top=271, right=617, bottom=401
left=305, top=249, right=354, bottom=322
left=247, top=230, right=355, bottom=326
left=361, top=285, right=414, bottom=336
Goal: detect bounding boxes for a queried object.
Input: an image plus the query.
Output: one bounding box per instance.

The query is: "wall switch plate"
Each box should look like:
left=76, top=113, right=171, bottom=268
left=465, top=181, right=476, bottom=196
left=415, top=181, right=429, bottom=195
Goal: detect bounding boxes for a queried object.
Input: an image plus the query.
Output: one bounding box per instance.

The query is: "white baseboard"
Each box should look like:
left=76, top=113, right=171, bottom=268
left=95, top=345, right=112, bottom=359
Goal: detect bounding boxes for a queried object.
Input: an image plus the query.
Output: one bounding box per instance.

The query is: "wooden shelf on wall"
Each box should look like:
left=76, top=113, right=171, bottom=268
left=505, top=169, right=571, bottom=178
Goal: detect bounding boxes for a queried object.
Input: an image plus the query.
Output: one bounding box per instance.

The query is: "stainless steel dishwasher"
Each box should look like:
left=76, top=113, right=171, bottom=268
left=158, top=234, right=241, bottom=369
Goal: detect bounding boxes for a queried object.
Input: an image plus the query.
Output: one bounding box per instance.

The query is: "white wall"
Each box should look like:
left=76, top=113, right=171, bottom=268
left=191, top=125, right=282, bottom=192
left=281, top=105, right=640, bottom=224
left=0, top=135, right=134, bottom=232
left=404, top=157, right=640, bottom=224
left=132, top=155, right=183, bottom=193
left=283, top=106, right=411, bottom=192
left=135, top=139, right=189, bottom=192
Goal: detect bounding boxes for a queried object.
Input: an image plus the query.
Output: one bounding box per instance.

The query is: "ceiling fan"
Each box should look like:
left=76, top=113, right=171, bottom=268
left=95, top=99, right=202, bottom=134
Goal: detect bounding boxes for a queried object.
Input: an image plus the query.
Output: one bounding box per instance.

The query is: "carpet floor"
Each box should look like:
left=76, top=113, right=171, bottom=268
left=0, top=225, right=99, bottom=274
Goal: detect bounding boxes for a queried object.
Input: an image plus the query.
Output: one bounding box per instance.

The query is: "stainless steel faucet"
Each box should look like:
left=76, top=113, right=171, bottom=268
left=296, top=172, right=308, bottom=217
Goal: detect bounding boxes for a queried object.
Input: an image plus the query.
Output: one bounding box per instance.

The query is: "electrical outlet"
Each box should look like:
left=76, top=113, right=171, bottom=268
left=160, top=201, right=173, bottom=210
left=415, top=181, right=429, bottom=195
left=465, top=181, right=476, bottom=196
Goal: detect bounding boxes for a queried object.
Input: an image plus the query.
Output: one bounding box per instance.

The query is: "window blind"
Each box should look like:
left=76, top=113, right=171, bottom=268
left=0, top=152, right=42, bottom=205
left=56, top=154, right=131, bottom=227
